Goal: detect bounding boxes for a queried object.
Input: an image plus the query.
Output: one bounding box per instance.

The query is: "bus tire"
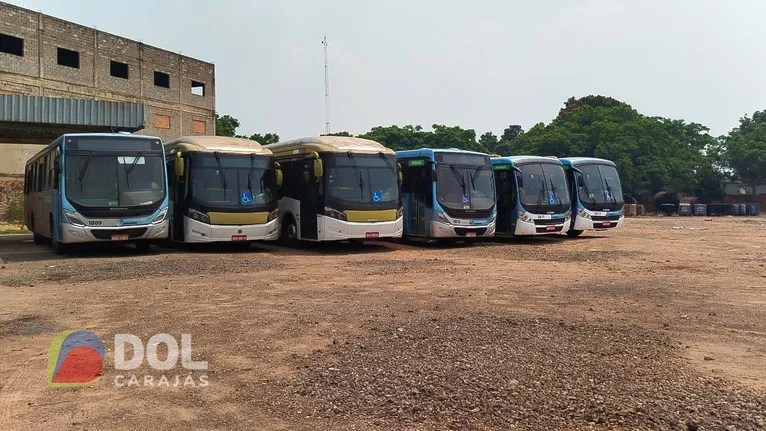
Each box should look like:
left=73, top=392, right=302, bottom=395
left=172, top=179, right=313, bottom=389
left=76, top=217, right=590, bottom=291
left=566, top=229, right=584, bottom=237
left=50, top=216, right=68, bottom=254
left=280, top=215, right=299, bottom=247
left=135, top=240, right=151, bottom=253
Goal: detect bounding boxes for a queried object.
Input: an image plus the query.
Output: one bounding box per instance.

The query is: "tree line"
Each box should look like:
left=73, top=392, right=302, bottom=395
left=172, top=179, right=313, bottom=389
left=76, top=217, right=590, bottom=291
left=215, top=96, right=766, bottom=200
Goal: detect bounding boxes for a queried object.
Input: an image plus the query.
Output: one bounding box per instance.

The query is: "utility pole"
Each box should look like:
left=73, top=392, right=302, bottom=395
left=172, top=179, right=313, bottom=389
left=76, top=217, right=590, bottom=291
left=322, top=34, right=330, bottom=135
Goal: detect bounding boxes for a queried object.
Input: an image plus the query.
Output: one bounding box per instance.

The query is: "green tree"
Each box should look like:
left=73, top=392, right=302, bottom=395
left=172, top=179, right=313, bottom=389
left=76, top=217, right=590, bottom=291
left=723, top=111, right=766, bottom=198
left=323, top=131, right=354, bottom=137
left=479, top=132, right=498, bottom=153
left=215, top=113, right=240, bottom=137
left=500, top=125, right=524, bottom=143
left=244, top=133, right=280, bottom=145
left=357, top=125, right=426, bottom=150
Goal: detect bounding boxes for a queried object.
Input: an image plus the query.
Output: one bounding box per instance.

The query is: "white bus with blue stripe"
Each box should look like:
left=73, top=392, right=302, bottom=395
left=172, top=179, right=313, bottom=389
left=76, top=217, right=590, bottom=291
left=23, top=133, right=169, bottom=253
left=491, top=156, right=571, bottom=236
left=560, top=157, right=625, bottom=236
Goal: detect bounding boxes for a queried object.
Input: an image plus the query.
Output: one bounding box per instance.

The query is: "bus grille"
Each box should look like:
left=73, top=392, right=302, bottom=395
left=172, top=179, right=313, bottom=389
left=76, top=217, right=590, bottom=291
left=454, top=227, right=487, bottom=236
left=533, top=218, right=565, bottom=226
left=90, top=228, right=148, bottom=240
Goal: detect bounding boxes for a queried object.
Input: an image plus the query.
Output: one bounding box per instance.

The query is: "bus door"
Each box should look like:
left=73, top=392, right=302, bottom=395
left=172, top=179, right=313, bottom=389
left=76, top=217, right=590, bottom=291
left=168, top=158, right=185, bottom=242
left=495, top=168, right=516, bottom=234
left=411, top=162, right=431, bottom=236
left=300, top=160, right=319, bottom=240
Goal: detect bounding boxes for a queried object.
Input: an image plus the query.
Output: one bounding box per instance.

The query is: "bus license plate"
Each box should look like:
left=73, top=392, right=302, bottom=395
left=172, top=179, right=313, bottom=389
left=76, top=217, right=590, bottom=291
left=602, top=221, right=611, bottom=227
left=231, top=235, right=248, bottom=241
left=365, top=232, right=379, bottom=238
left=546, top=226, right=556, bottom=231
left=465, top=232, right=476, bottom=237
left=111, top=234, right=129, bottom=241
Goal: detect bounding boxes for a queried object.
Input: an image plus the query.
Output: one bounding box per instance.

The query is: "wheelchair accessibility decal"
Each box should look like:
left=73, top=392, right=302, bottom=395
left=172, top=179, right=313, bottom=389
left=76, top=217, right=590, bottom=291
left=240, top=191, right=253, bottom=205
left=605, top=191, right=612, bottom=202
left=548, top=194, right=556, bottom=205
left=372, top=191, right=383, bottom=202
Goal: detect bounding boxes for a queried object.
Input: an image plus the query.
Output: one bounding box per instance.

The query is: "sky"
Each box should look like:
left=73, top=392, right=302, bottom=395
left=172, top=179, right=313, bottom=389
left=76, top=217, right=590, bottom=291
left=9, top=0, right=766, bottom=139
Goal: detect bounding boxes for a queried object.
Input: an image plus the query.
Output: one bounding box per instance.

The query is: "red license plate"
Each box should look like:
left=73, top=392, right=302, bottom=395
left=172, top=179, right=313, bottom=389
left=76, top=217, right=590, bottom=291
left=602, top=221, right=611, bottom=227
left=546, top=225, right=556, bottom=231
left=111, top=234, right=129, bottom=241
left=231, top=235, right=248, bottom=241
left=365, top=232, right=380, bottom=239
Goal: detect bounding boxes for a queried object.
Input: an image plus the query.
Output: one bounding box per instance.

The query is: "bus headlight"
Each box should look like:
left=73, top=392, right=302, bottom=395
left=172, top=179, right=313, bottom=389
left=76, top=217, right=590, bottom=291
left=64, top=210, right=85, bottom=227
left=518, top=211, right=533, bottom=223
left=152, top=208, right=168, bottom=224
left=268, top=208, right=279, bottom=222
left=396, top=207, right=403, bottom=219
left=188, top=208, right=210, bottom=224
left=324, top=207, right=347, bottom=221
left=577, top=208, right=591, bottom=220
left=436, top=211, right=450, bottom=224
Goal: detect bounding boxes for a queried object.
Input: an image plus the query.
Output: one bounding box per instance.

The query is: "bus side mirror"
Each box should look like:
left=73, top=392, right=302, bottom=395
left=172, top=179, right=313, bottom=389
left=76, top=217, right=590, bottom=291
left=313, top=159, right=323, bottom=178
left=174, top=152, right=184, bottom=178
left=275, top=164, right=283, bottom=189
left=53, top=156, right=61, bottom=175
left=397, top=162, right=403, bottom=185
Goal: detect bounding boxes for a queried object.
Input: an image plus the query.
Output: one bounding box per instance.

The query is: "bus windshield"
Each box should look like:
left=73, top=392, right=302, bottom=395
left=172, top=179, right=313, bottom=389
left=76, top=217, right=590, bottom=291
left=577, top=163, right=624, bottom=211
left=65, top=153, right=166, bottom=207
left=326, top=153, right=399, bottom=204
left=436, top=163, right=495, bottom=211
left=517, top=162, right=571, bottom=214
left=190, top=153, right=277, bottom=208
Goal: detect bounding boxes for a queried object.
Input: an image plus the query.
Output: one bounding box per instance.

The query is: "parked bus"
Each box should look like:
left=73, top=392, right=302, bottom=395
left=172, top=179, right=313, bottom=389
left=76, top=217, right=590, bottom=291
left=23, top=133, right=169, bottom=253
left=396, top=149, right=496, bottom=240
left=491, top=156, right=571, bottom=236
left=264, top=136, right=402, bottom=243
left=163, top=136, right=282, bottom=245
left=560, top=157, right=625, bottom=236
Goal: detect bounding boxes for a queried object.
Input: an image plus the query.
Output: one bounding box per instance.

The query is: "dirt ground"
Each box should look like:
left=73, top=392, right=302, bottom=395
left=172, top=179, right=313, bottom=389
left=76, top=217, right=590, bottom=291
left=0, top=216, right=764, bottom=430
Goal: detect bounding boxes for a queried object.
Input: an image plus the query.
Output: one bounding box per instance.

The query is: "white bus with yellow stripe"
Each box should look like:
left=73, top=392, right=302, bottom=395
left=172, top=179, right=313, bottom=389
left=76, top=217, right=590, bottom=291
left=265, top=136, right=403, bottom=243
left=164, top=136, right=282, bottom=244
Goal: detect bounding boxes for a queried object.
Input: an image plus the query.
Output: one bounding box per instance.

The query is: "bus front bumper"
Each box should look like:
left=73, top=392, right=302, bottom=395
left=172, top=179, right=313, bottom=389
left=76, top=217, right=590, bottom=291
left=184, top=217, right=279, bottom=243
left=573, top=215, right=624, bottom=231
left=514, top=219, right=570, bottom=236
left=430, top=221, right=496, bottom=238
left=318, top=216, right=403, bottom=241
left=61, top=220, right=169, bottom=243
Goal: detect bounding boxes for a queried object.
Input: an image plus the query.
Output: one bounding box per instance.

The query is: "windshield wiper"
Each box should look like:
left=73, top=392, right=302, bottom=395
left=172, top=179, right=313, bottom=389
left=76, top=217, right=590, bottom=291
left=123, top=152, right=142, bottom=189
left=246, top=153, right=256, bottom=199
left=535, top=178, right=547, bottom=207
left=470, top=165, right=487, bottom=190
left=213, top=151, right=228, bottom=200
left=548, top=178, right=562, bottom=205
left=378, top=152, right=395, bottom=173
left=347, top=152, right=364, bottom=200
left=77, top=151, right=95, bottom=193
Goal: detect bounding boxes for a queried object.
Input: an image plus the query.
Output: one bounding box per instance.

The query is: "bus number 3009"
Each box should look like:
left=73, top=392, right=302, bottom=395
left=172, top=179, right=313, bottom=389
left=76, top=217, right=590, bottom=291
left=88, top=220, right=103, bottom=226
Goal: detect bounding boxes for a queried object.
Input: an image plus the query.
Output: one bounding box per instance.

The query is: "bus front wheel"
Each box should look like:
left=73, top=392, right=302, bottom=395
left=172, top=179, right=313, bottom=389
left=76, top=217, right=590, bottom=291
left=567, top=229, right=584, bottom=237
left=30, top=217, right=44, bottom=245
left=280, top=216, right=299, bottom=247
left=135, top=240, right=151, bottom=253
left=50, top=217, right=68, bottom=254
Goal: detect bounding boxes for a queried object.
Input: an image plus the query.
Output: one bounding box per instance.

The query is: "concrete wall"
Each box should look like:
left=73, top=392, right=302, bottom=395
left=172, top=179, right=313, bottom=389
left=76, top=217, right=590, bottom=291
left=0, top=143, right=46, bottom=178
left=0, top=0, right=216, bottom=156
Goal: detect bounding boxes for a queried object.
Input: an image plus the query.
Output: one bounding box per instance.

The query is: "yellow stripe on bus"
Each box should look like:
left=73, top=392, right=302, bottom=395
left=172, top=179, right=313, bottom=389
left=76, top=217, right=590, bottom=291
left=343, top=209, right=398, bottom=223
left=208, top=212, right=269, bottom=225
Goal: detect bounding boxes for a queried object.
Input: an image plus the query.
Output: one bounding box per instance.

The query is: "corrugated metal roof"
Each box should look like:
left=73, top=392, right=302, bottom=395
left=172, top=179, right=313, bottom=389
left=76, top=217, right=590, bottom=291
left=0, top=95, right=145, bottom=131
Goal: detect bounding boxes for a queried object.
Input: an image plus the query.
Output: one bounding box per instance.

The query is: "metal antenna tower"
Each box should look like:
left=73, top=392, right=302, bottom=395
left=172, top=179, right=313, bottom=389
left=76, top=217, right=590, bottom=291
left=322, top=34, right=330, bottom=134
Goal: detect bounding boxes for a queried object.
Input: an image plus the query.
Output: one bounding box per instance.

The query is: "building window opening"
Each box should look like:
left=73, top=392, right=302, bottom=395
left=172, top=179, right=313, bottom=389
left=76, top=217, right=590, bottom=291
left=57, top=47, right=80, bottom=69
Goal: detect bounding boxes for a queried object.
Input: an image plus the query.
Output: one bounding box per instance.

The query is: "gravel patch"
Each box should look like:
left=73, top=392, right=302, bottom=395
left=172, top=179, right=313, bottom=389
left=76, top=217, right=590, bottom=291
left=270, top=315, right=766, bottom=430
left=348, top=258, right=466, bottom=276
left=0, top=254, right=281, bottom=286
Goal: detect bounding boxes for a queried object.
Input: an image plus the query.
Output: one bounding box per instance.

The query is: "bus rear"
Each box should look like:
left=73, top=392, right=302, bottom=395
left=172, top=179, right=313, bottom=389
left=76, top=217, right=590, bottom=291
left=492, top=156, right=571, bottom=236
left=560, top=157, right=625, bottom=236
left=397, top=149, right=496, bottom=240
left=25, top=133, right=169, bottom=253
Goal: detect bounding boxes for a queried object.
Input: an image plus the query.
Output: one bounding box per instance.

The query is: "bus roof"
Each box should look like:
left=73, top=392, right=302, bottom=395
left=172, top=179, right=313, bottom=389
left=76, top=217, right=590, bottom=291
left=395, top=148, right=490, bottom=159
left=26, top=132, right=162, bottom=165
left=163, top=136, right=272, bottom=155
left=264, top=136, right=394, bottom=157
left=491, top=155, right=563, bottom=165
left=559, top=157, right=616, bottom=167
